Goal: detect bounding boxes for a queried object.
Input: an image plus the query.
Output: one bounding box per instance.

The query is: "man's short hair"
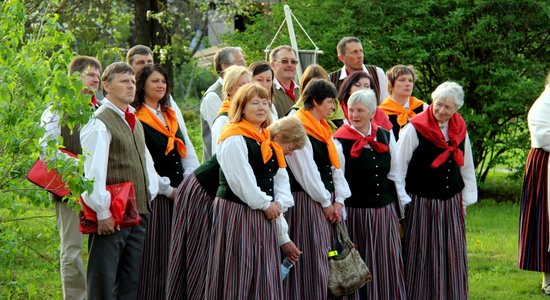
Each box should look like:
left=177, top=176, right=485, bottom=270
left=336, top=37, right=361, bottom=56
left=69, top=56, right=102, bottom=75
left=269, top=45, right=297, bottom=63
left=213, top=47, right=242, bottom=75
left=126, top=45, right=153, bottom=65
left=101, top=62, right=135, bottom=95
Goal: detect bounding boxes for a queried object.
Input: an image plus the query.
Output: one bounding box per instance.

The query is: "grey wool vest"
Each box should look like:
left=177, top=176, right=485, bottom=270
left=200, top=81, right=223, bottom=162
left=95, top=106, right=150, bottom=214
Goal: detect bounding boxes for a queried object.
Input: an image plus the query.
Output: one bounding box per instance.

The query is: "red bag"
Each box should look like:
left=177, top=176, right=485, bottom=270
left=79, top=181, right=142, bottom=234
left=26, top=149, right=77, bottom=197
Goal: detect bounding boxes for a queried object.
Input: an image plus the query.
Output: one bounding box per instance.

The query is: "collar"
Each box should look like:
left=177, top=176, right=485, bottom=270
left=350, top=123, right=372, bottom=137
left=273, top=77, right=299, bottom=91
left=338, top=64, right=369, bottom=80
left=101, top=98, right=135, bottom=118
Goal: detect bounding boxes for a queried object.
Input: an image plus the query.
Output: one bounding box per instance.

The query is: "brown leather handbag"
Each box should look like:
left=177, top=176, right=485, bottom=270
left=328, top=222, right=372, bottom=297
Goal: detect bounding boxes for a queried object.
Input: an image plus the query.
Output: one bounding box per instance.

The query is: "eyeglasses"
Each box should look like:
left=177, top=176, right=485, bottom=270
left=276, top=59, right=299, bottom=65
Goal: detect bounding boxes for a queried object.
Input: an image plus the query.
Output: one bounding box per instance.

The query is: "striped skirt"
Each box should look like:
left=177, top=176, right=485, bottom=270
left=137, top=194, right=173, bottom=300
left=345, top=204, right=406, bottom=300
left=204, top=197, right=282, bottom=299
left=404, top=193, right=468, bottom=300
left=519, top=147, right=550, bottom=271
left=165, top=174, right=214, bottom=300
left=284, top=191, right=336, bottom=300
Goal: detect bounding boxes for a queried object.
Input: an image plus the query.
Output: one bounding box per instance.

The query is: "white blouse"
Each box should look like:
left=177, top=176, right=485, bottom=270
left=392, top=122, right=478, bottom=208
left=285, top=137, right=351, bottom=208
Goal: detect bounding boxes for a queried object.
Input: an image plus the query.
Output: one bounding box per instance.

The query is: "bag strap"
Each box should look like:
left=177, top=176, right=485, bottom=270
left=335, top=222, right=350, bottom=244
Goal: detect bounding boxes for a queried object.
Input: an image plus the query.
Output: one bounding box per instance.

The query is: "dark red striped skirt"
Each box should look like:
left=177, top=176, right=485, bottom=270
left=345, top=204, right=406, bottom=299
left=205, top=197, right=282, bottom=299
left=519, top=147, right=550, bottom=271
left=137, top=194, right=173, bottom=300
left=165, top=174, right=214, bottom=300
left=283, top=191, right=337, bottom=300
left=404, top=193, right=468, bottom=300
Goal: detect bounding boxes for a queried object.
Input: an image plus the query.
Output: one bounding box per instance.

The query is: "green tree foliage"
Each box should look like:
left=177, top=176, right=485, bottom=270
left=0, top=0, right=93, bottom=208
left=225, top=0, right=549, bottom=181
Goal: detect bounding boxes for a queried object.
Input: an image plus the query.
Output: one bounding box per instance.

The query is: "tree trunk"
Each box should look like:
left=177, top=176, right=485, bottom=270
left=133, top=0, right=173, bottom=78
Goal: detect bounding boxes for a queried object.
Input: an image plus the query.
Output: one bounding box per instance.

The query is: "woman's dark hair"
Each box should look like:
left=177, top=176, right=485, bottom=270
left=248, top=61, right=274, bottom=100
left=301, top=78, right=337, bottom=110
left=337, top=71, right=373, bottom=106
left=133, top=64, right=172, bottom=111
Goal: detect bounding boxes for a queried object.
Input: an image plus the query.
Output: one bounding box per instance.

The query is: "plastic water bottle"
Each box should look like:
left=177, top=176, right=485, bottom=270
left=280, top=257, right=293, bottom=280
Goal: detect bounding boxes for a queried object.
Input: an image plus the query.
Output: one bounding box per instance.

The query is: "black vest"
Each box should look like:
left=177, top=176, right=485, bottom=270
left=141, top=122, right=186, bottom=187
left=389, top=105, right=424, bottom=141
left=405, top=130, right=465, bottom=199
left=288, top=135, right=335, bottom=193
left=337, top=127, right=396, bottom=208
left=216, top=137, right=278, bottom=205
left=194, top=154, right=220, bottom=198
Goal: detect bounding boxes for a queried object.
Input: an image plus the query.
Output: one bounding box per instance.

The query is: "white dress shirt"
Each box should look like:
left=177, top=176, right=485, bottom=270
left=80, top=98, right=173, bottom=220
left=200, top=78, right=224, bottom=129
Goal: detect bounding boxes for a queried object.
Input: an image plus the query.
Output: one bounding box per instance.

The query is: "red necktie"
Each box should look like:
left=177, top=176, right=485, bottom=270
left=125, top=109, right=136, bottom=132
left=283, top=81, right=296, bottom=101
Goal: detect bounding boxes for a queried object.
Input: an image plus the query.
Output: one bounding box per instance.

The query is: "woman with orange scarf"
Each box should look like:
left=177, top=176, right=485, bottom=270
left=284, top=79, right=353, bottom=299
left=204, top=83, right=297, bottom=299
left=210, top=65, right=251, bottom=155
left=131, top=64, right=199, bottom=299
left=393, top=81, right=477, bottom=299
left=379, top=65, right=427, bottom=140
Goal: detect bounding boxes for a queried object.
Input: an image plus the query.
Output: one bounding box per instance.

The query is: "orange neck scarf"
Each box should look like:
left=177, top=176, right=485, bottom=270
left=136, top=105, right=187, bottom=158
left=295, top=108, right=341, bottom=169
left=217, top=119, right=286, bottom=168
left=217, top=99, right=231, bottom=116
left=379, top=96, right=424, bottom=126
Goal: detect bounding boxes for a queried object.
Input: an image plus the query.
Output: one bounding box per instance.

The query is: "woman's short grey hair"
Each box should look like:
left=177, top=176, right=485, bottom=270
left=431, top=81, right=464, bottom=110
left=348, top=89, right=377, bottom=113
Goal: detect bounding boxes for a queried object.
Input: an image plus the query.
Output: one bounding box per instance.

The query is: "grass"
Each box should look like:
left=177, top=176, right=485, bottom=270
left=0, top=197, right=547, bottom=299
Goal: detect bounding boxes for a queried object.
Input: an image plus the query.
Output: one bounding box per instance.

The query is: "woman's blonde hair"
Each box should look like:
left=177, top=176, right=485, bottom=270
left=222, top=65, right=251, bottom=99
left=268, top=116, right=307, bottom=150
left=229, top=82, right=272, bottom=128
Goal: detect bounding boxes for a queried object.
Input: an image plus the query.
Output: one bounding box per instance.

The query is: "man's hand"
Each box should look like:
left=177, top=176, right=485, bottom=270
left=97, top=217, right=118, bottom=235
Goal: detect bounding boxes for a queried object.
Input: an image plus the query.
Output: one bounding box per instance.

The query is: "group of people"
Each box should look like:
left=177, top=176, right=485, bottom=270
left=40, top=37, right=479, bottom=300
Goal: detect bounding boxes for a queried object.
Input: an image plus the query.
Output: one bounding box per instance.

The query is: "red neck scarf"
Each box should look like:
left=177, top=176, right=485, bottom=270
left=333, top=123, right=389, bottom=158
left=218, top=119, right=286, bottom=168
left=282, top=80, right=296, bottom=101
left=410, top=104, right=467, bottom=168
left=295, top=108, right=341, bottom=168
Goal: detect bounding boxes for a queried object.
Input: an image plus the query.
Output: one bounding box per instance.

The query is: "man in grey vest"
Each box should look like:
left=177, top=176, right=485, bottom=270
left=199, top=46, right=246, bottom=161
left=80, top=62, right=175, bottom=300
left=39, top=55, right=101, bottom=300
left=328, top=37, right=388, bottom=104
left=270, top=45, right=301, bottom=117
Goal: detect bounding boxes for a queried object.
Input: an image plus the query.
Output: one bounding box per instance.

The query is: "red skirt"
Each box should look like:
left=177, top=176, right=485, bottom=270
left=165, top=174, right=214, bottom=299
left=518, top=147, right=550, bottom=271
